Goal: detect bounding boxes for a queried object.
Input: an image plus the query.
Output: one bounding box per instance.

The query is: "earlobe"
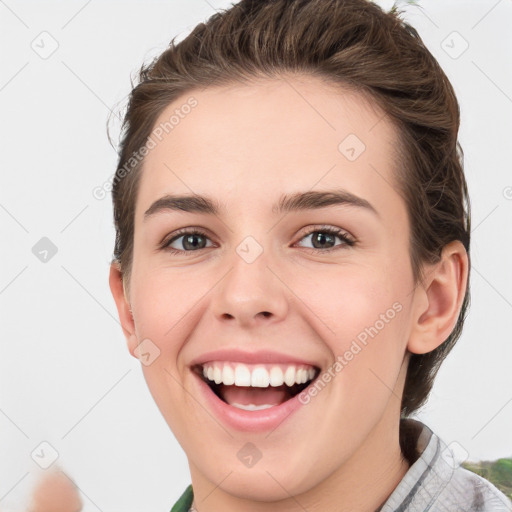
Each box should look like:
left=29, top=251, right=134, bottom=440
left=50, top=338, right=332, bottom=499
left=407, top=240, right=469, bottom=355
left=108, top=262, right=138, bottom=358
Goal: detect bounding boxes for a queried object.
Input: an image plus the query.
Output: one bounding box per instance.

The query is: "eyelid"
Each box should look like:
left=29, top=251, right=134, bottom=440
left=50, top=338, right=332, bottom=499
left=160, top=226, right=214, bottom=250
left=295, top=224, right=355, bottom=243
left=293, top=224, right=355, bottom=252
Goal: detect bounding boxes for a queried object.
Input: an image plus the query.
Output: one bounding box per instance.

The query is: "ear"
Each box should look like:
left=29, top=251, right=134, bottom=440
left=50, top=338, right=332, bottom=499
left=109, top=262, right=138, bottom=358
left=408, top=240, right=469, bottom=355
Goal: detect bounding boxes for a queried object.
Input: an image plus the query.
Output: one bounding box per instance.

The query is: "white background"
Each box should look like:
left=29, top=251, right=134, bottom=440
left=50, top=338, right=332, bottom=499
left=1, top=0, right=511, bottom=511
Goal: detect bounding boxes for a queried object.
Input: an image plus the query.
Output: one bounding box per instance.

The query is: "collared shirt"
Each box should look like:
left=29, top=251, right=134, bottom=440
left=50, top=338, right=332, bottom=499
left=170, top=420, right=512, bottom=512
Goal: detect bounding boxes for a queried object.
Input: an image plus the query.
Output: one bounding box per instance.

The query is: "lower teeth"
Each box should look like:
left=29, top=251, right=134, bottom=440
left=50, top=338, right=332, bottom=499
left=230, top=403, right=276, bottom=411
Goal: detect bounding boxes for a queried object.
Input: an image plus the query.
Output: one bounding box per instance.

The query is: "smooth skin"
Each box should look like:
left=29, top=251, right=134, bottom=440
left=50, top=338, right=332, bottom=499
left=110, top=74, right=468, bottom=512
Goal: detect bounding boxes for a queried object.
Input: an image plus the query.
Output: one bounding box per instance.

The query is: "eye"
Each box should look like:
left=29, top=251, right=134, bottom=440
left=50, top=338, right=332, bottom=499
left=160, top=225, right=355, bottom=256
left=161, top=228, right=214, bottom=255
left=295, top=226, right=355, bottom=252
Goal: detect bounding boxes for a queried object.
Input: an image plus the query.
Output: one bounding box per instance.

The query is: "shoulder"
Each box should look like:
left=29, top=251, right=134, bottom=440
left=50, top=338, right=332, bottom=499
left=437, top=464, right=512, bottom=511
left=381, top=420, right=512, bottom=511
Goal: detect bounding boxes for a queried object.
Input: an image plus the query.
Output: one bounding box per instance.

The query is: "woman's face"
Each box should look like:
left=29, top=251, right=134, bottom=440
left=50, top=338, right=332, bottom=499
left=116, top=75, right=422, bottom=500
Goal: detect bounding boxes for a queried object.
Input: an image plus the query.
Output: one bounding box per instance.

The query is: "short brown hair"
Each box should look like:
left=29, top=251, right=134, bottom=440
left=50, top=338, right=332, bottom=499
left=110, top=0, right=471, bottom=419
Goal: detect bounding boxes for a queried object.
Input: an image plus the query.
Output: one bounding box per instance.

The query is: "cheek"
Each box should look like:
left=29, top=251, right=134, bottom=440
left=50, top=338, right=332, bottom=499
left=295, top=264, right=400, bottom=342
left=129, top=268, right=203, bottom=359
left=297, top=265, right=407, bottom=386
left=129, top=269, right=203, bottom=432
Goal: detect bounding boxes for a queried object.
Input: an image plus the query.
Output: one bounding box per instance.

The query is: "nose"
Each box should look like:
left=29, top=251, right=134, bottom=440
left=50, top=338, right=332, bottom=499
left=211, top=246, right=289, bottom=328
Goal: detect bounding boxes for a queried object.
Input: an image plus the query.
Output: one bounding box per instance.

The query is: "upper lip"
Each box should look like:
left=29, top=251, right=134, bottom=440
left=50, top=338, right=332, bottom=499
left=189, top=348, right=322, bottom=369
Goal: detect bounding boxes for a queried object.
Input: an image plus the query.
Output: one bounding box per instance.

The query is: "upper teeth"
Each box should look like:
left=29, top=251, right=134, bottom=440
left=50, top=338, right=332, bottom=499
left=201, top=362, right=316, bottom=387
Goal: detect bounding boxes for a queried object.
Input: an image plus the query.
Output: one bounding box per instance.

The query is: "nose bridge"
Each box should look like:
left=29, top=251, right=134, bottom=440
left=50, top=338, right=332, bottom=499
left=211, top=233, right=289, bottom=325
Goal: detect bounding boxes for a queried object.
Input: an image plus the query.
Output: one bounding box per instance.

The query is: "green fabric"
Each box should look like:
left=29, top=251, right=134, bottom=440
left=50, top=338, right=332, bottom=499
left=170, top=484, right=194, bottom=512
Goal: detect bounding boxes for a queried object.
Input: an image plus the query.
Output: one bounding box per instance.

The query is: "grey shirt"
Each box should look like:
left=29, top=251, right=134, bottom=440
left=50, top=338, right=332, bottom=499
left=379, top=419, right=512, bottom=511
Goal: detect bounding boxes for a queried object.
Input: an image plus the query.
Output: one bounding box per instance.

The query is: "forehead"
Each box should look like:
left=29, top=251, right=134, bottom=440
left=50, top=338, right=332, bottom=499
left=136, top=74, right=401, bottom=219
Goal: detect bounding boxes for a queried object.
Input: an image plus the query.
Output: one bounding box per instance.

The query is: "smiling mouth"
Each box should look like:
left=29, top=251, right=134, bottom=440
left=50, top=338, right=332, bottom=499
left=192, top=362, right=321, bottom=410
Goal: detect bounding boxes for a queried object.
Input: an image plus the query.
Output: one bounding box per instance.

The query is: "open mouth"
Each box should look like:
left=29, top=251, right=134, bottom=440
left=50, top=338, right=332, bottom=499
left=192, top=362, right=320, bottom=410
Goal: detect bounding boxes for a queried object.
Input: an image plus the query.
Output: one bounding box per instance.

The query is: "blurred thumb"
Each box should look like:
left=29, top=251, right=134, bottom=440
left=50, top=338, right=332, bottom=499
left=29, top=468, right=82, bottom=512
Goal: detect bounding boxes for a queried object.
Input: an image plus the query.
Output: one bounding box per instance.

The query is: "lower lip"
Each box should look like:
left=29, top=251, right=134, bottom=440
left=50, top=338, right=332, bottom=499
left=192, top=370, right=312, bottom=432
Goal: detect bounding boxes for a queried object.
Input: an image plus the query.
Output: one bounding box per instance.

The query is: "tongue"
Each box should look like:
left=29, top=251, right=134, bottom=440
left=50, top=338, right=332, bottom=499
left=219, top=384, right=291, bottom=407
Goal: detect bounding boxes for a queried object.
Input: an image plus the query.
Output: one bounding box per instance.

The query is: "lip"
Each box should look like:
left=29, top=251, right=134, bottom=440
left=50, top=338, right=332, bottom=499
left=191, top=368, right=316, bottom=432
left=189, top=348, right=322, bottom=368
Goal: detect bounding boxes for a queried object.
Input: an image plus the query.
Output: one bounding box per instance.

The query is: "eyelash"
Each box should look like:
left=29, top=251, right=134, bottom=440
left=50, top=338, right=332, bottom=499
left=160, top=225, right=355, bottom=256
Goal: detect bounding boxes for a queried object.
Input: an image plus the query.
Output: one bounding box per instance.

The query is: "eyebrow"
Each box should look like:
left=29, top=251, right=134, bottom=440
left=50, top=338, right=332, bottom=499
left=143, top=189, right=379, bottom=220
